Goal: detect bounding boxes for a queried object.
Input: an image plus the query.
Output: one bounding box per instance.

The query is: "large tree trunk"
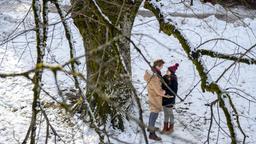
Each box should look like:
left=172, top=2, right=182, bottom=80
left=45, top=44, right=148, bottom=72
left=71, top=0, right=141, bottom=130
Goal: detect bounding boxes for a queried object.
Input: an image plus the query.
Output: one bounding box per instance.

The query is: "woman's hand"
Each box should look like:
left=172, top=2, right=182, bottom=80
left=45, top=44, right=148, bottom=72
left=160, top=90, right=166, bottom=97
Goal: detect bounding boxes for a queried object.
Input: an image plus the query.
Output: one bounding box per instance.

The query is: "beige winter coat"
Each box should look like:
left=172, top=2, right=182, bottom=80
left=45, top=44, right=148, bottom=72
left=144, top=70, right=165, bottom=113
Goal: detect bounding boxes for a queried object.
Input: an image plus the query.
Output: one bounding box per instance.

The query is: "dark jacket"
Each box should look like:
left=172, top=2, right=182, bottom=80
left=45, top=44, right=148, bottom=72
left=162, top=73, right=178, bottom=106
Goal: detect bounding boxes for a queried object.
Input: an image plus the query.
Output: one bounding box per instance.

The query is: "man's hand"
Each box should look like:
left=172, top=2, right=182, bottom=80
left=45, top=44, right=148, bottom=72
left=163, top=95, right=174, bottom=98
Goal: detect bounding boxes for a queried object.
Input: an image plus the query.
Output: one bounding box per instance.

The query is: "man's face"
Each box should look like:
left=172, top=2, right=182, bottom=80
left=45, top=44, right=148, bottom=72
left=157, top=64, right=164, bottom=70
left=160, top=65, right=164, bottom=70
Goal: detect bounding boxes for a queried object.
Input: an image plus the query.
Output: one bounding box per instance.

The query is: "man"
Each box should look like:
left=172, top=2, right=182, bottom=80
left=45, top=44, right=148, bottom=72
left=144, top=59, right=166, bottom=141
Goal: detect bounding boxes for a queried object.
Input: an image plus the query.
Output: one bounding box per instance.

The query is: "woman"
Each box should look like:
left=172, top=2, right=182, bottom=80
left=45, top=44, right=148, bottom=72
left=161, top=63, right=179, bottom=134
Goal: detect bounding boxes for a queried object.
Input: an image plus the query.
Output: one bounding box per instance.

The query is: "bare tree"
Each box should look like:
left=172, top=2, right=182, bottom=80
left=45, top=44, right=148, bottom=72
left=1, top=0, right=256, bottom=143
left=144, top=1, right=256, bottom=143
left=22, top=0, right=49, bottom=143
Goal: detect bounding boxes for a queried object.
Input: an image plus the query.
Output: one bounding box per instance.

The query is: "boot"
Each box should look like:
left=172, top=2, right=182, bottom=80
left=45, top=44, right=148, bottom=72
left=147, top=126, right=159, bottom=132
left=149, top=132, right=162, bottom=141
left=161, top=122, right=169, bottom=134
left=167, top=123, right=174, bottom=134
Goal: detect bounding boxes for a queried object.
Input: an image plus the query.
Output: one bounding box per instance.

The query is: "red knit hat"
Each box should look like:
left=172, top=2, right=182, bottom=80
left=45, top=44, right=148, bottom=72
left=168, top=63, right=179, bottom=73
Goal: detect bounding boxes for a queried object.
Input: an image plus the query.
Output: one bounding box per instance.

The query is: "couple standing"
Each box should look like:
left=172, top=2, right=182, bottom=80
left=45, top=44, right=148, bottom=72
left=144, top=59, right=179, bottom=141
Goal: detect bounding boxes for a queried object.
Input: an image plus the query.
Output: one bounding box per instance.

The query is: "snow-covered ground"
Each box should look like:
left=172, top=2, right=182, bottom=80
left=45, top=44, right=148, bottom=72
left=1, top=0, right=256, bottom=143
left=129, top=0, right=256, bottom=143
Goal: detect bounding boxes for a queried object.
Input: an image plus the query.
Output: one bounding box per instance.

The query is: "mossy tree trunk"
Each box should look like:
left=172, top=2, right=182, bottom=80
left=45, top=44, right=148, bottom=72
left=71, top=0, right=142, bottom=130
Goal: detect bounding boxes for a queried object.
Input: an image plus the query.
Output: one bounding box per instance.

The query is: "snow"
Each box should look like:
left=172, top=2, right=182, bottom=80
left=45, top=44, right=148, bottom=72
left=0, top=1, right=96, bottom=143
left=1, top=0, right=256, bottom=143
left=131, top=0, right=256, bottom=143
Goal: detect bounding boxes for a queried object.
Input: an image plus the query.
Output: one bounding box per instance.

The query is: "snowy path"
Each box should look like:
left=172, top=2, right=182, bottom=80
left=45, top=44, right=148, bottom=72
left=1, top=0, right=256, bottom=143
left=148, top=111, right=199, bottom=144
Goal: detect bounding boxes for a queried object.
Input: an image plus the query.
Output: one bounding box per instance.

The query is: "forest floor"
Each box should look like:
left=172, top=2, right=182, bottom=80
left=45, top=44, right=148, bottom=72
left=1, top=0, right=256, bottom=144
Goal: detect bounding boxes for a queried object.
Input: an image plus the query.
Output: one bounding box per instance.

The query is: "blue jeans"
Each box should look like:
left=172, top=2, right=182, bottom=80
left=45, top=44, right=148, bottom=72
left=148, top=112, right=159, bottom=133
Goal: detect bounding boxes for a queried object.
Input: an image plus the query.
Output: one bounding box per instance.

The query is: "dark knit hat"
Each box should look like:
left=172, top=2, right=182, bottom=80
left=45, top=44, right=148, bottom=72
left=168, top=63, right=179, bottom=73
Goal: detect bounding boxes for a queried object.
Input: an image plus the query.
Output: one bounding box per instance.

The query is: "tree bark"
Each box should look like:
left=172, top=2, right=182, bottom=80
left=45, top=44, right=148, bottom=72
left=22, top=0, right=48, bottom=143
left=71, top=0, right=142, bottom=130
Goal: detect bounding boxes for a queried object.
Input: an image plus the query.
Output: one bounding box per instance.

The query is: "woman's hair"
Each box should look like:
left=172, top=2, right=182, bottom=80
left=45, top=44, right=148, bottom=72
left=153, top=59, right=165, bottom=67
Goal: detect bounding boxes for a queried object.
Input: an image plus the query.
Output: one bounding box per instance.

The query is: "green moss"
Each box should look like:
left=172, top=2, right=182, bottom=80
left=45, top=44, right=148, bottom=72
left=218, top=94, right=237, bottom=144
left=145, top=2, right=238, bottom=143
left=35, top=63, right=44, bottom=69
left=71, top=0, right=142, bottom=131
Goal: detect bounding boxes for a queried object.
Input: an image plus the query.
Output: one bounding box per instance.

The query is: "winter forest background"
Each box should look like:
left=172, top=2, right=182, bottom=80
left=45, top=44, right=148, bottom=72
left=0, top=0, right=256, bottom=143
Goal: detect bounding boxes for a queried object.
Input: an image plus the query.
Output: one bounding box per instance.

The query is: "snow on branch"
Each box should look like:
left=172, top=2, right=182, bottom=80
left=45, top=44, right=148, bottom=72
left=22, top=0, right=48, bottom=143
left=91, top=0, right=112, bottom=24
left=197, top=49, right=256, bottom=65
left=52, top=0, right=80, bottom=89
left=144, top=1, right=245, bottom=143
